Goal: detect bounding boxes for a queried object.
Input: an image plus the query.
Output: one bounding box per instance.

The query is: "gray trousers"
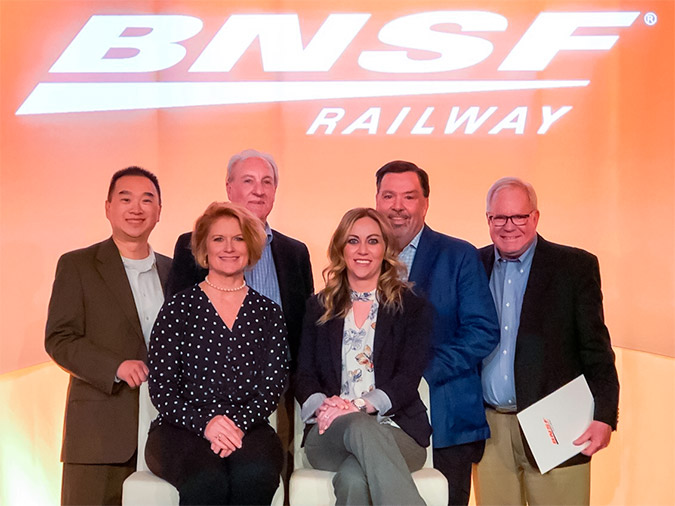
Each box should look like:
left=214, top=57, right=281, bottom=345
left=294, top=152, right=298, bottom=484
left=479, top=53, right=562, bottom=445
left=304, top=412, right=426, bottom=506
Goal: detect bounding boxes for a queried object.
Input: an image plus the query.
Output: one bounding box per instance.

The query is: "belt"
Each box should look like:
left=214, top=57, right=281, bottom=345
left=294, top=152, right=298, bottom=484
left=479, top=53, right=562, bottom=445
left=486, top=404, right=517, bottom=415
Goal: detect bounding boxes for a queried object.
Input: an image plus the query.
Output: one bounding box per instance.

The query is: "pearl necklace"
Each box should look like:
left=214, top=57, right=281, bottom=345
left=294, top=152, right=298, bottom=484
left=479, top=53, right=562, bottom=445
left=205, top=276, right=247, bottom=292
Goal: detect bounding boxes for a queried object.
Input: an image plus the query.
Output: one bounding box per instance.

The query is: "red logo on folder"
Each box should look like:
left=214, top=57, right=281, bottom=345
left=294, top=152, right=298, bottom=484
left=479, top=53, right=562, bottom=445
left=543, top=418, right=559, bottom=445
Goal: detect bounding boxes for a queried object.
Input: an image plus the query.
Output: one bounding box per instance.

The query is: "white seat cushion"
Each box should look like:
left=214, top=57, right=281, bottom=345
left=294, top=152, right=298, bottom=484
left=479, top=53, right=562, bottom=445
left=122, top=470, right=179, bottom=506
left=290, top=467, right=448, bottom=506
left=289, top=379, right=448, bottom=506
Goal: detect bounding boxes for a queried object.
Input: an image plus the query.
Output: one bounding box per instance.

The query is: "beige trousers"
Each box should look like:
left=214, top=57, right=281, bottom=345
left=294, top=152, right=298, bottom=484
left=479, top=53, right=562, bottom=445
left=473, top=408, right=590, bottom=506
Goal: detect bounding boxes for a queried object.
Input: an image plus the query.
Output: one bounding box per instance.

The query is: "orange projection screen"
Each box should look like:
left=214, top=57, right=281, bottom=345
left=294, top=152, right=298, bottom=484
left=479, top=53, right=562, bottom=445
left=1, top=0, right=673, bottom=375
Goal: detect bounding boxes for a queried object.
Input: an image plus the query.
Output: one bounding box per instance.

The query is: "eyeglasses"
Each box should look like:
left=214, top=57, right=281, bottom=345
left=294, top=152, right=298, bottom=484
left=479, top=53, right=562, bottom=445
left=488, top=213, right=533, bottom=227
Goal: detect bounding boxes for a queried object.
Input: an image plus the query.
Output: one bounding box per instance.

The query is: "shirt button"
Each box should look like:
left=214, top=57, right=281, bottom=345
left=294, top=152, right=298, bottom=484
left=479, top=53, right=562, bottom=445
left=507, top=279, right=512, bottom=284
left=504, top=375, right=508, bottom=380
left=504, top=325, right=509, bottom=330
left=508, top=399, right=513, bottom=403
left=502, top=350, right=507, bottom=355
left=505, top=302, right=510, bottom=307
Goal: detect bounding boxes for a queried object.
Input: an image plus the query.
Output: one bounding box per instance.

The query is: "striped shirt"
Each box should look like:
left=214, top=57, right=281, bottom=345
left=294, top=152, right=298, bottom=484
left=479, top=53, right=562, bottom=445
left=245, top=223, right=282, bottom=309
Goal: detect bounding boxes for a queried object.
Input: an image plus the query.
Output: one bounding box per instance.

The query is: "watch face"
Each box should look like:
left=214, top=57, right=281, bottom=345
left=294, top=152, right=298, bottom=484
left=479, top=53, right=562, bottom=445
left=353, top=398, right=367, bottom=411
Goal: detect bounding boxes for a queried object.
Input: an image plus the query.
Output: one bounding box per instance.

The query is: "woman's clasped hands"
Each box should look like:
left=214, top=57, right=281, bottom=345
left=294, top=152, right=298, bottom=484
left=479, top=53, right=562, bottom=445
left=204, top=414, right=244, bottom=458
left=316, top=395, right=360, bottom=434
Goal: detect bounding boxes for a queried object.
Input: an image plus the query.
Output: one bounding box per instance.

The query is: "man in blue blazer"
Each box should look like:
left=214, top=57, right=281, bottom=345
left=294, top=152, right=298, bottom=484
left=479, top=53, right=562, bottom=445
left=474, top=177, right=619, bottom=505
left=375, top=161, right=500, bottom=505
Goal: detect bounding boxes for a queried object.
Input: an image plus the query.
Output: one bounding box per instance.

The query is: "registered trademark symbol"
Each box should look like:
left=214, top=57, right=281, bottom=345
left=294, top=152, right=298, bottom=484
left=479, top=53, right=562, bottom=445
left=644, top=12, right=657, bottom=25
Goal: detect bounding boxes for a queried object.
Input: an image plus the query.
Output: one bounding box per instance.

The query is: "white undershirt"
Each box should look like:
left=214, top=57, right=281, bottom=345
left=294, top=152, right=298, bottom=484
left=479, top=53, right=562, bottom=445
left=121, top=247, right=164, bottom=346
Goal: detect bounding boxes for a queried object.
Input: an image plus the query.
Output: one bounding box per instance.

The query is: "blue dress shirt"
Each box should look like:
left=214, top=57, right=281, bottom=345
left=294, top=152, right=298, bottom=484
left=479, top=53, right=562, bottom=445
left=398, top=227, right=423, bottom=281
left=245, top=223, right=282, bottom=309
left=482, top=237, right=537, bottom=410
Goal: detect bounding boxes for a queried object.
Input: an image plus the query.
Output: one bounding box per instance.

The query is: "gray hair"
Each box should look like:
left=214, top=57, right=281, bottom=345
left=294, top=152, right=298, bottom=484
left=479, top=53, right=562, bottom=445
left=486, top=177, right=538, bottom=212
left=227, top=149, right=279, bottom=186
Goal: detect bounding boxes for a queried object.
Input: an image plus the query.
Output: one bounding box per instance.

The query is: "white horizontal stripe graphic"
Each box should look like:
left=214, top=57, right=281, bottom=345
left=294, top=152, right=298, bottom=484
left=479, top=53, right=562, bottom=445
left=16, top=80, right=589, bottom=115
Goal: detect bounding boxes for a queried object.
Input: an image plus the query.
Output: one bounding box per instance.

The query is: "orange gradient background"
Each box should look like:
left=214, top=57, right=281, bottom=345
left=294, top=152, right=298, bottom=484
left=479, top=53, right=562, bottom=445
left=0, top=1, right=673, bottom=504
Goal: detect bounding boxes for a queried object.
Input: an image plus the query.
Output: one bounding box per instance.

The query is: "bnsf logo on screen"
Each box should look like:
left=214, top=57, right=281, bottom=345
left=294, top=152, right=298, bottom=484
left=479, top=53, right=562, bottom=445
left=16, top=11, right=642, bottom=135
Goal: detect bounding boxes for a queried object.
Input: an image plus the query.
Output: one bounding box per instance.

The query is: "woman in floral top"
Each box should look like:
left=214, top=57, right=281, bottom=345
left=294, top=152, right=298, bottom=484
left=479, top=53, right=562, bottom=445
left=296, top=207, right=432, bottom=505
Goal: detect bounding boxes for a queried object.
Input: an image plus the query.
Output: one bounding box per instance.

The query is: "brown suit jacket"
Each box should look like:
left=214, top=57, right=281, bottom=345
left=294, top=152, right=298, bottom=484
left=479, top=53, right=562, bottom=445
left=45, top=238, right=171, bottom=464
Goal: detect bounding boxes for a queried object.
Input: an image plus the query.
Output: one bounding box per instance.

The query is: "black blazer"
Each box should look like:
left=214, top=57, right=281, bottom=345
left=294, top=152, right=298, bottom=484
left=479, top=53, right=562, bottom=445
left=295, top=290, right=433, bottom=448
left=166, top=229, right=313, bottom=370
left=479, top=235, right=619, bottom=466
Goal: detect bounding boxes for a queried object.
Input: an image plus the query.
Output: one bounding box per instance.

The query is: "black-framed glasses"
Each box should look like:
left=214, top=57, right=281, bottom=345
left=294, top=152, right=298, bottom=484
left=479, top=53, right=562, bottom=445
left=488, top=213, right=533, bottom=227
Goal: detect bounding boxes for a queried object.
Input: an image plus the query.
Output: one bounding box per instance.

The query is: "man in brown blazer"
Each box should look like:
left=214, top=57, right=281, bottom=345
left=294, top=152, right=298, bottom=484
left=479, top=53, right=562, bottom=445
left=45, top=167, right=171, bottom=505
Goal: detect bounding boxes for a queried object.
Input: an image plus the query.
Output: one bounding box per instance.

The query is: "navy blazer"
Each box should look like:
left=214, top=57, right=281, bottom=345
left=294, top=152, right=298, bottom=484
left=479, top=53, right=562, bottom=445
left=295, top=290, right=433, bottom=448
left=410, top=225, right=500, bottom=448
left=166, top=229, right=313, bottom=370
left=479, top=235, right=619, bottom=467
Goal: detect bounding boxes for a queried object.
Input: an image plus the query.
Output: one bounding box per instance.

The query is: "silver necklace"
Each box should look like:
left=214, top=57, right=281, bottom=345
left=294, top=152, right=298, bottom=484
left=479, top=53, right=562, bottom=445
left=205, top=276, right=247, bottom=292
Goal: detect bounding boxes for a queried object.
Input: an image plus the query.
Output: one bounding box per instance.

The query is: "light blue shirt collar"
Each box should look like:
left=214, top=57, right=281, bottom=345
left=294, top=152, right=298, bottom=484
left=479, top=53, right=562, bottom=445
left=493, top=235, right=538, bottom=265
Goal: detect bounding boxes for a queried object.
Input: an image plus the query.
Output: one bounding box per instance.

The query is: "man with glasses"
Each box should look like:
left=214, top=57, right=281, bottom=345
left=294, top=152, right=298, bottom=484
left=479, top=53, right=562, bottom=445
left=474, top=177, right=619, bottom=505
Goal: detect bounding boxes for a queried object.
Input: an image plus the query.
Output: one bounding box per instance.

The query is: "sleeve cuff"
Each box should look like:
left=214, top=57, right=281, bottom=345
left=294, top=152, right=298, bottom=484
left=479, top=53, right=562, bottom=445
left=362, top=388, right=392, bottom=416
left=301, top=393, right=327, bottom=423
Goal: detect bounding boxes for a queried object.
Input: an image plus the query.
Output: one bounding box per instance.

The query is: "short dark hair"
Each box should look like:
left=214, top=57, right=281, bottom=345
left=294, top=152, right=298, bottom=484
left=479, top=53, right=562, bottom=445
left=375, top=160, right=430, bottom=198
left=107, top=166, right=162, bottom=204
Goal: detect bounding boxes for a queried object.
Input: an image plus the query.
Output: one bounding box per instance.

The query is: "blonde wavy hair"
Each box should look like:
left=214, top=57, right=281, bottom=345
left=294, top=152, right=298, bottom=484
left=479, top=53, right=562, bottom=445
left=191, top=201, right=266, bottom=269
left=318, top=208, right=409, bottom=324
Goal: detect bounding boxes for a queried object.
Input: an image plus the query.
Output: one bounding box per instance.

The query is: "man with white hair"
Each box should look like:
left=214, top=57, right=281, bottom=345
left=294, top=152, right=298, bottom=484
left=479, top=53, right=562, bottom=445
left=167, top=149, right=313, bottom=369
left=474, top=177, right=619, bottom=505
left=166, top=150, right=313, bottom=491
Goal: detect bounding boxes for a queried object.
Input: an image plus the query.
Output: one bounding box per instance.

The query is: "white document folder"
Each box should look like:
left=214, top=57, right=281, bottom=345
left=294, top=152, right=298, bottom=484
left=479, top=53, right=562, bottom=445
left=516, top=375, right=594, bottom=474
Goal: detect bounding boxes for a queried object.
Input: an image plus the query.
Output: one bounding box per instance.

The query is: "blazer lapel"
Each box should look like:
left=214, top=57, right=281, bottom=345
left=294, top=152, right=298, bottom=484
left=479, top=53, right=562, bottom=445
left=408, top=225, right=439, bottom=291
left=95, top=238, right=144, bottom=343
left=372, top=304, right=393, bottom=374
left=269, top=230, right=289, bottom=309
left=156, top=254, right=170, bottom=293
left=520, top=235, right=555, bottom=327
left=481, top=246, right=496, bottom=277
left=326, top=316, right=345, bottom=387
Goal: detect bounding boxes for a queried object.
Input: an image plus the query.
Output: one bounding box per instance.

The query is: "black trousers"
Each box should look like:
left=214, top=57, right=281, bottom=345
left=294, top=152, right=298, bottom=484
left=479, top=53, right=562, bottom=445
left=433, top=439, right=486, bottom=506
left=145, top=421, right=283, bottom=505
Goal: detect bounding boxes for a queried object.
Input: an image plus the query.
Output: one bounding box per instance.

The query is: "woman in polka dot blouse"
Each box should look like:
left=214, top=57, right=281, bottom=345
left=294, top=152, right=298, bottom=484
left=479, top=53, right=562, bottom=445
left=296, top=208, right=433, bottom=505
left=145, top=202, right=289, bottom=505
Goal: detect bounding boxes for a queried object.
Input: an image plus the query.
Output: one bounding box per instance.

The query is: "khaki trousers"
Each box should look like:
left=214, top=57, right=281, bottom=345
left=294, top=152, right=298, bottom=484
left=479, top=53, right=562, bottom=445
left=473, top=408, right=590, bottom=506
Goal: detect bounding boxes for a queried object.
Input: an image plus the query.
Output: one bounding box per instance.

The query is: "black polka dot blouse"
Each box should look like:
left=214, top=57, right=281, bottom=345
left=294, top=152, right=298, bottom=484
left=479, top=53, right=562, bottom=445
left=148, top=286, right=289, bottom=436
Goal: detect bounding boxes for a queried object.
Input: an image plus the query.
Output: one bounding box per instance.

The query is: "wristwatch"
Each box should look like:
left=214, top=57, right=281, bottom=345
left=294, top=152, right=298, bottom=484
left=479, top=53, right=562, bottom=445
left=352, top=398, right=368, bottom=413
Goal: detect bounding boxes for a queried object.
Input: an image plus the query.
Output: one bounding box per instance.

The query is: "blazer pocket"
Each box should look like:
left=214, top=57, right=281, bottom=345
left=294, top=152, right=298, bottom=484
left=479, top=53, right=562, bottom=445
left=67, top=378, right=119, bottom=401
left=399, top=398, right=428, bottom=418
